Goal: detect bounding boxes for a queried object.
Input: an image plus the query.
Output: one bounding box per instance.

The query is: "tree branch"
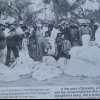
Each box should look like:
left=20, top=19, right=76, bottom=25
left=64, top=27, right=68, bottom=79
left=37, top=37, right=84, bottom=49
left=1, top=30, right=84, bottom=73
left=20, top=2, right=32, bottom=13
left=76, top=0, right=86, bottom=19
left=5, top=4, right=19, bottom=14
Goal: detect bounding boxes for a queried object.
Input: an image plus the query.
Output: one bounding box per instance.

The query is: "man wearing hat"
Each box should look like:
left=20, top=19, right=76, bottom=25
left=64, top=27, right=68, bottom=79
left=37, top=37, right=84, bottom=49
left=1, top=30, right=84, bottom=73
left=62, top=23, right=72, bottom=45
left=5, top=24, right=19, bottom=66
left=42, top=23, right=48, bottom=37
left=69, top=24, right=81, bottom=46
left=16, top=21, right=24, bottom=50
left=0, top=20, right=6, bottom=64
left=3, top=22, right=10, bottom=38
left=79, top=24, right=92, bottom=46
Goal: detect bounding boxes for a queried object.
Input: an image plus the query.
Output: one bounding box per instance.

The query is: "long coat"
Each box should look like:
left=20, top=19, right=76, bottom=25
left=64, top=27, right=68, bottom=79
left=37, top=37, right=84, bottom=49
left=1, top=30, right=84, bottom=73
left=71, top=29, right=82, bottom=46
left=0, top=30, right=6, bottom=49
left=62, top=27, right=72, bottom=43
left=0, top=30, right=6, bottom=63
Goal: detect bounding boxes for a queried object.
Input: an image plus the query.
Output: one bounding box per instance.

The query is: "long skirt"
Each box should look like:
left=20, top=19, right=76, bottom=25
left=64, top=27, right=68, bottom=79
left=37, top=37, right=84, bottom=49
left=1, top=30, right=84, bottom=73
left=22, top=38, right=28, bottom=52
left=36, top=37, right=45, bottom=61
left=72, top=41, right=80, bottom=47
left=82, top=34, right=90, bottom=46
left=0, top=47, right=7, bottom=64
left=28, top=41, right=37, bottom=60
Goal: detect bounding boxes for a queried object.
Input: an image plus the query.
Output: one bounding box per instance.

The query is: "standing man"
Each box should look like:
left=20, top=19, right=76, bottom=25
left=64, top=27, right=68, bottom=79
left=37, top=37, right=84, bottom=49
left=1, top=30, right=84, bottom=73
left=70, top=26, right=81, bottom=46
left=28, top=26, right=37, bottom=60
left=95, top=24, right=100, bottom=46
left=42, top=22, right=48, bottom=37
left=91, top=23, right=99, bottom=41
left=62, top=22, right=72, bottom=45
left=80, top=25, right=92, bottom=46
left=48, top=24, right=58, bottom=56
left=3, top=22, right=10, bottom=38
left=36, top=24, right=44, bottom=61
left=21, top=25, right=30, bottom=52
left=0, top=20, right=6, bottom=64
left=5, top=24, right=19, bottom=66
left=16, top=21, right=24, bottom=50
left=55, top=33, right=63, bottom=60
left=61, top=37, right=71, bottom=59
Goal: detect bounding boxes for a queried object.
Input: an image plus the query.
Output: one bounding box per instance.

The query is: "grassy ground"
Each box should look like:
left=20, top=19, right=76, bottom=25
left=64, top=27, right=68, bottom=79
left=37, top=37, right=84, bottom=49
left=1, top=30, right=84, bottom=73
left=0, top=73, right=100, bottom=87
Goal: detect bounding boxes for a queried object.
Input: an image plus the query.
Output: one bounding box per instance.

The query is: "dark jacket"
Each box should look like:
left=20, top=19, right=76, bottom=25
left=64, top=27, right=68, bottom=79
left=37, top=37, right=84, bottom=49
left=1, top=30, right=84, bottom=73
left=6, top=31, right=20, bottom=48
left=0, top=30, right=6, bottom=49
left=55, top=34, right=63, bottom=47
left=90, top=25, right=98, bottom=41
left=80, top=27, right=92, bottom=36
left=62, top=27, right=72, bottom=43
left=71, top=29, right=81, bottom=42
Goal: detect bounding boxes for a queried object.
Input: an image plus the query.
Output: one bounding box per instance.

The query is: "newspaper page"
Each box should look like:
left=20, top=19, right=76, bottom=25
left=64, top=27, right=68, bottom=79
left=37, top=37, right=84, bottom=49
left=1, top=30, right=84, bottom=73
left=0, top=0, right=100, bottom=99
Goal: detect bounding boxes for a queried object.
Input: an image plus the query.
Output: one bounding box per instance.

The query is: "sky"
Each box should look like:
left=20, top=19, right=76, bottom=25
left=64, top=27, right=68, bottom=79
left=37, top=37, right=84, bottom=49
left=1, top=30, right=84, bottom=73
left=82, top=0, right=99, bottom=11
left=68, top=0, right=76, bottom=4
left=68, top=0, right=99, bottom=11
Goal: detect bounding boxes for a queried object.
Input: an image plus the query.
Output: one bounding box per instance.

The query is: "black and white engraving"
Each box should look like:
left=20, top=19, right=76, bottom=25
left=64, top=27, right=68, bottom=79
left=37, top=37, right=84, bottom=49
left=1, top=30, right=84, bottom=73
left=0, top=0, right=100, bottom=87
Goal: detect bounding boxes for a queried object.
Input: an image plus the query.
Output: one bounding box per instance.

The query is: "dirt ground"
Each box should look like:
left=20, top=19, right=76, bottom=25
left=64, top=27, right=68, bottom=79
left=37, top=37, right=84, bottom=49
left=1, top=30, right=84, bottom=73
left=0, top=73, right=100, bottom=87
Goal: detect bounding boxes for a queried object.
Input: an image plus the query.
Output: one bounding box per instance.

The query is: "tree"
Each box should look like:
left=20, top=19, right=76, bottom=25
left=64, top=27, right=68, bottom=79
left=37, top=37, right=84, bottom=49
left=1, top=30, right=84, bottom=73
left=0, top=0, right=9, bottom=18
left=5, top=0, right=46, bottom=24
left=84, top=0, right=100, bottom=23
left=43, top=0, right=87, bottom=20
left=5, top=0, right=32, bottom=20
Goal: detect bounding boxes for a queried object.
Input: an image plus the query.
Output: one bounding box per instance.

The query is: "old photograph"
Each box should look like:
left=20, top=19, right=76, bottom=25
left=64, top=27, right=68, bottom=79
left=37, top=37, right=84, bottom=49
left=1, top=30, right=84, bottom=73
left=0, top=0, right=100, bottom=91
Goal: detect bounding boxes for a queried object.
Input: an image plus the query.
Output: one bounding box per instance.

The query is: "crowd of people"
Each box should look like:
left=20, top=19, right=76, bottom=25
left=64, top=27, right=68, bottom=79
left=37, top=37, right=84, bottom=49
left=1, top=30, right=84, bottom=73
left=0, top=19, right=99, bottom=67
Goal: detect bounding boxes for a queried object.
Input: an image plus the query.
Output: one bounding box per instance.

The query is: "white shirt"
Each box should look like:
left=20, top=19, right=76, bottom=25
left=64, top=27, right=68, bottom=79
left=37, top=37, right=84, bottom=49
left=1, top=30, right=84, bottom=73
left=43, top=27, right=48, bottom=37
left=95, top=27, right=100, bottom=46
left=16, top=27, right=24, bottom=35
left=3, top=28, right=10, bottom=38
left=36, top=29, right=44, bottom=38
left=49, top=28, right=59, bottom=55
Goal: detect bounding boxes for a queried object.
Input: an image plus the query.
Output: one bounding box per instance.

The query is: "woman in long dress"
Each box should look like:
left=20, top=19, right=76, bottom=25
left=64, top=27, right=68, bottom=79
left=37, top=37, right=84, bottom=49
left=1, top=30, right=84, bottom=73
left=35, top=25, right=44, bottom=61
left=28, top=27, right=37, bottom=60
